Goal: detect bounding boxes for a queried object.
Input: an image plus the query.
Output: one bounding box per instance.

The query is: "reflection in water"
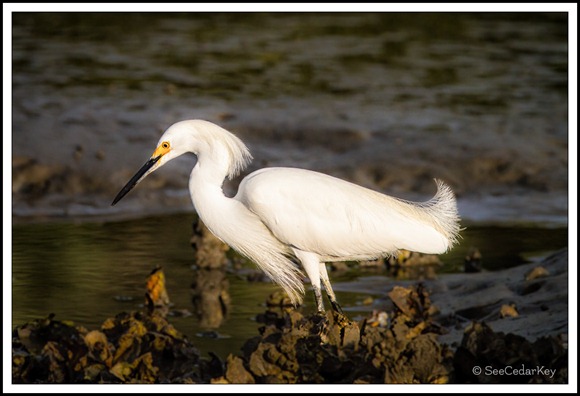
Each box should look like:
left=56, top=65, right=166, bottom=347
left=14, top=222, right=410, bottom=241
left=384, top=250, right=444, bottom=280
left=190, top=218, right=231, bottom=329
left=191, top=269, right=230, bottom=329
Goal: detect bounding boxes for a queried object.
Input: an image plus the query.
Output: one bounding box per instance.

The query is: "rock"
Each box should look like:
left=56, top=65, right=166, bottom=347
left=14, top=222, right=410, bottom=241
left=12, top=311, right=206, bottom=384
left=388, top=283, right=431, bottom=319
left=145, top=267, right=171, bottom=316
left=190, top=218, right=229, bottom=269
left=453, top=321, right=567, bottom=383
left=225, top=355, right=255, bottom=384
left=265, top=290, right=295, bottom=308
left=84, top=330, right=113, bottom=368
left=223, top=284, right=452, bottom=383
left=525, top=266, right=550, bottom=281
left=386, top=251, right=443, bottom=280
left=366, top=311, right=389, bottom=328
left=499, top=304, right=519, bottom=318
left=464, top=247, right=483, bottom=273
left=13, top=286, right=568, bottom=384
left=326, top=311, right=360, bottom=348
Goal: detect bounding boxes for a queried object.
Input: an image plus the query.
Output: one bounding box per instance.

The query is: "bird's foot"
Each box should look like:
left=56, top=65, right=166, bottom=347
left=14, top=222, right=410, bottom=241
left=308, top=310, right=328, bottom=333
left=330, top=300, right=344, bottom=315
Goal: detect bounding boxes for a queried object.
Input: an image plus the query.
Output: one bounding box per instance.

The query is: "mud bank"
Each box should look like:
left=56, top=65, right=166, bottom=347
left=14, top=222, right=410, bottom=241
left=11, top=13, right=569, bottom=225
left=338, top=248, right=569, bottom=346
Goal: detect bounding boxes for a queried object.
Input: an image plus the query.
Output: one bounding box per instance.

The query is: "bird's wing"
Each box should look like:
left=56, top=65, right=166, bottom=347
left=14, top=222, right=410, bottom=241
left=235, top=167, right=450, bottom=260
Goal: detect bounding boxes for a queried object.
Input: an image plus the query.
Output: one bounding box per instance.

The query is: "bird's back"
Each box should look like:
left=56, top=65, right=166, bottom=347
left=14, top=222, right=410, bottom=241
left=236, top=167, right=460, bottom=261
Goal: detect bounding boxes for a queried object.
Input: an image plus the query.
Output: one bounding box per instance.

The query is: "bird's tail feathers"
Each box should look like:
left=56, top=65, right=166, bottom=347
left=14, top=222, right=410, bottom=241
left=413, top=179, right=461, bottom=250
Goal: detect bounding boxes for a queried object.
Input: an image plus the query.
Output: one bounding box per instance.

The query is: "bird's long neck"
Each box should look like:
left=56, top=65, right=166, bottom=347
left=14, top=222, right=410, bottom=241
left=188, top=161, right=257, bottom=252
left=185, top=126, right=253, bottom=245
left=190, top=141, right=233, bottom=187
left=188, top=160, right=302, bottom=304
left=188, top=162, right=232, bottom=231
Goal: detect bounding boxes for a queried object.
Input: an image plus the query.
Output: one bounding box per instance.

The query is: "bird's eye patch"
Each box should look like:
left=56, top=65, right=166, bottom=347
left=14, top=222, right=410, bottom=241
left=152, top=141, right=171, bottom=158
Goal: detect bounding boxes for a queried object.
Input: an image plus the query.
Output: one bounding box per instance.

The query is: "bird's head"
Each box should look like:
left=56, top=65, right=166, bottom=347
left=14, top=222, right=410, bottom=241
left=111, top=122, right=190, bottom=206
left=111, top=120, right=251, bottom=206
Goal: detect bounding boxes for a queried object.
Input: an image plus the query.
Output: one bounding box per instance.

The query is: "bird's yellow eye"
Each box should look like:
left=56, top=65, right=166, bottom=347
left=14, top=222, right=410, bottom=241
left=152, top=141, right=171, bottom=158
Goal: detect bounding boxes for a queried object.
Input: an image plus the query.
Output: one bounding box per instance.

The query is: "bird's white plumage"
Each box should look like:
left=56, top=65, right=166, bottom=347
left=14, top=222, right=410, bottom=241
left=237, top=167, right=457, bottom=261
left=113, top=119, right=461, bottom=311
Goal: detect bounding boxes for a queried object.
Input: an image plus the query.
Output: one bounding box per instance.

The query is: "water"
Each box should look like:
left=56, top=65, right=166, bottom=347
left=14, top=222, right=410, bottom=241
left=11, top=213, right=567, bottom=359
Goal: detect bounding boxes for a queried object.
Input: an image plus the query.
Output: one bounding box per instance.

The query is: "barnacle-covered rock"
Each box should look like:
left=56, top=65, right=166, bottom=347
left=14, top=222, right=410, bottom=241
left=12, top=311, right=207, bottom=383
left=222, top=284, right=452, bottom=384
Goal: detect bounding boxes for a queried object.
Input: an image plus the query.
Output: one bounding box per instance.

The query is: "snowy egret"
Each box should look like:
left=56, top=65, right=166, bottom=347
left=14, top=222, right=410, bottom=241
left=112, top=120, right=460, bottom=312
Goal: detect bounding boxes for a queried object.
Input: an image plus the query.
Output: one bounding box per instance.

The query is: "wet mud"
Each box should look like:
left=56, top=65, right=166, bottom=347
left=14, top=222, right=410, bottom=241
left=11, top=13, right=569, bottom=224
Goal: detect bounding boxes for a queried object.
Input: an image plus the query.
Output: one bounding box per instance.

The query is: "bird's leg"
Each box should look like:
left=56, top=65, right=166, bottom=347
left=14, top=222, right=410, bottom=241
left=320, top=262, right=343, bottom=314
left=312, top=284, right=325, bottom=313
left=293, top=249, right=325, bottom=312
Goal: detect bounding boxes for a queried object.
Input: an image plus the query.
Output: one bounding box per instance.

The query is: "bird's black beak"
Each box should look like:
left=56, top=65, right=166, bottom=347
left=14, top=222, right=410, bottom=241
left=111, top=155, right=161, bottom=206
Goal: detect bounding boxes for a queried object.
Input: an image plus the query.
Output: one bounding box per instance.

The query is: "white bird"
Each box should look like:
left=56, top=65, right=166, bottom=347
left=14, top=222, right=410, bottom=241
left=112, top=120, right=460, bottom=312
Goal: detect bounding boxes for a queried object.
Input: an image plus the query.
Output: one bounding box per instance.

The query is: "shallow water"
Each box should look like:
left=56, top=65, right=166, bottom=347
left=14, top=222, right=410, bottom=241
left=11, top=213, right=567, bottom=359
